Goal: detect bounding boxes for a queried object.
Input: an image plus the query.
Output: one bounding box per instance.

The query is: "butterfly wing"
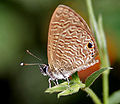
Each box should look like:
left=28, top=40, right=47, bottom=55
left=47, top=5, right=100, bottom=79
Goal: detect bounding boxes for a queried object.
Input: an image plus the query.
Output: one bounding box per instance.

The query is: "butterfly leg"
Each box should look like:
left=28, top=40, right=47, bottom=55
left=53, top=80, right=56, bottom=86
left=56, top=79, right=59, bottom=85
left=66, top=77, right=70, bottom=87
left=48, top=78, right=52, bottom=88
left=48, top=78, right=56, bottom=88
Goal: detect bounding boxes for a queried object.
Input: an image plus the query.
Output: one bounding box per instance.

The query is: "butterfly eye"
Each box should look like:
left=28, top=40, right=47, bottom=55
left=87, top=42, right=93, bottom=49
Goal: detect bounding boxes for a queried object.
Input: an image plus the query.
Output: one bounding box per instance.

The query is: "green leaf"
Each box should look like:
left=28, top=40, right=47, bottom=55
left=109, top=90, right=120, bottom=104
left=85, top=67, right=112, bottom=87
left=45, top=82, right=69, bottom=94
left=57, top=83, right=80, bottom=98
left=45, top=73, right=85, bottom=97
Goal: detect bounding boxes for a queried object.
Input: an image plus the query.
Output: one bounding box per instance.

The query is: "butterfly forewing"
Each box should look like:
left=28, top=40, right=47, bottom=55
left=47, top=5, right=99, bottom=79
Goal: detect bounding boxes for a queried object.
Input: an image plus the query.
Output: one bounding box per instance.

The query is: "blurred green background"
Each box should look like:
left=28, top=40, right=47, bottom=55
left=0, top=0, right=120, bottom=104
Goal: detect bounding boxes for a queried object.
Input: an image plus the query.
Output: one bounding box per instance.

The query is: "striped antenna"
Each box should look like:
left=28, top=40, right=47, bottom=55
left=26, top=50, right=42, bottom=61
left=20, top=62, right=40, bottom=66
left=20, top=50, right=42, bottom=67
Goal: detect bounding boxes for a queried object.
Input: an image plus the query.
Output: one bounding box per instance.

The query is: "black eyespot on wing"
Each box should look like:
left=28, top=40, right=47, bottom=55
left=88, top=42, right=93, bottom=48
left=87, top=42, right=93, bottom=49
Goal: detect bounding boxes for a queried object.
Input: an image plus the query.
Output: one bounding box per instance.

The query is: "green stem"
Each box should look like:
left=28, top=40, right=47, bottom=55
left=83, top=87, right=102, bottom=104
left=86, top=0, right=110, bottom=104
left=86, top=0, right=101, bottom=48
left=98, top=15, right=110, bottom=104
left=103, top=73, right=109, bottom=104
left=73, top=73, right=102, bottom=104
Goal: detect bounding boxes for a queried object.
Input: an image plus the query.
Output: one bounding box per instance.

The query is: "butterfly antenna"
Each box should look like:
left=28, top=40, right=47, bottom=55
left=26, top=50, right=42, bottom=62
left=20, top=50, right=42, bottom=67
left=20, top=62, right=40, bottom=66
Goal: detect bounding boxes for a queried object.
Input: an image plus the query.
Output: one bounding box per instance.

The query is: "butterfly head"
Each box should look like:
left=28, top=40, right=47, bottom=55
left=39, top=64, right=49, bottom=76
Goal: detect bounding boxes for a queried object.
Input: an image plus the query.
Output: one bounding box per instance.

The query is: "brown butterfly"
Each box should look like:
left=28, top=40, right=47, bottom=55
left=22, top=5, right=100, bottom=88
left=38, top=5, right=100, bottom=87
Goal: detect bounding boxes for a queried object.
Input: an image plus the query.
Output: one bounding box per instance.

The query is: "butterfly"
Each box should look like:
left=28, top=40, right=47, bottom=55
left=38, top=5, right=101, bottom=87
left=21, top=5, right=100, bottom=88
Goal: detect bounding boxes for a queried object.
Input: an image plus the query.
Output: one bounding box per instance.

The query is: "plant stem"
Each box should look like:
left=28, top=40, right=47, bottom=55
left=98, top=15, right=110, bottom=104
left=73, top=73, right=102, bottom=104
left=83, top=87, right=102, bottom=104
left=86, top=0, right=110, bottom=104
left=86, top=0, right=101, bottom=48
